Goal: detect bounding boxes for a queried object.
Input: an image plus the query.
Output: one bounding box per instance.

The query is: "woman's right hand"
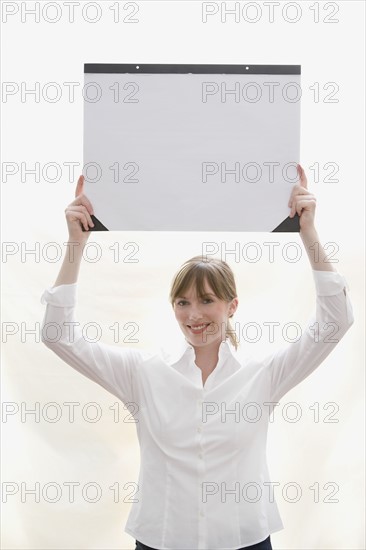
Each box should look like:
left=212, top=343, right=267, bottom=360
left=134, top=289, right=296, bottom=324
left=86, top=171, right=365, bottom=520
left=65, top=175, right=95, bottom=243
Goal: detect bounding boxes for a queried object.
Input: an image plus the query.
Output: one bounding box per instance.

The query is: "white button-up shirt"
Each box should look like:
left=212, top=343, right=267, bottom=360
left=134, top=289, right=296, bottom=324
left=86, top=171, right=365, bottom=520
left=40, top=270, right=354, bottom=550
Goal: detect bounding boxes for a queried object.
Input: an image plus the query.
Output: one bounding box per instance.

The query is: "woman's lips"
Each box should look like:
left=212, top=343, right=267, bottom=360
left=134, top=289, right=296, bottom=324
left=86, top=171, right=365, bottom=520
left=187, top=322, right=211, bottom=335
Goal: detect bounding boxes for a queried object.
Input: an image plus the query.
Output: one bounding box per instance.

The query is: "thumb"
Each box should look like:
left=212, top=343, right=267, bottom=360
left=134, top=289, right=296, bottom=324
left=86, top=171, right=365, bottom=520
left=297, top=164, right=308, bottom=189
left=75, top=174, right=84, bottom=198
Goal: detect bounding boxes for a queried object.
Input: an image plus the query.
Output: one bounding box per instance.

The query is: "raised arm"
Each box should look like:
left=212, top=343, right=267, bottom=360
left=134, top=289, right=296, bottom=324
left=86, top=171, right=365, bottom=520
left=53, top=174, right=94, bottom=286
left=288, top=164, right=338, bottom=272
left=40, top=175, right=147, bottom=404
left=264, top=165, right=354, bottom=403
left=265, top=269, right=354, bottom=404
left=40, top=283, right=145, bottom=404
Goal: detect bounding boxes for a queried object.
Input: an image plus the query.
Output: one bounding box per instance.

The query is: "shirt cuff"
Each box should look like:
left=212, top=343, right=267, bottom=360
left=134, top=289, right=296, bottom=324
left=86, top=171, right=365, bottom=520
left=40, top=283, right=77, bottom=306
left=312, top=269, right=349, bottom=296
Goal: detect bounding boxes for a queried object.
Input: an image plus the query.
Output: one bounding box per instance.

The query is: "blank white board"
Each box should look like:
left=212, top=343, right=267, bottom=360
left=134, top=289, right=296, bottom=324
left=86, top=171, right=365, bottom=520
left=83, top=64, right=301, bottom=232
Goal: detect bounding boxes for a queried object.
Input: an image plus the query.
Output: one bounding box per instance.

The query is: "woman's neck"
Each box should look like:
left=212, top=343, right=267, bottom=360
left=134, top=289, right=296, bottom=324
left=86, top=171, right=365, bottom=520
left=193, top=340, right=221, bottom=370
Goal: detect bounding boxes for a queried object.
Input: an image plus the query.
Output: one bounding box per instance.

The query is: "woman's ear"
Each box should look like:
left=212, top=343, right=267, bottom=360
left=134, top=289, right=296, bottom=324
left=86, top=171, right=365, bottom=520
left=229, top=297, right=239, bottom=318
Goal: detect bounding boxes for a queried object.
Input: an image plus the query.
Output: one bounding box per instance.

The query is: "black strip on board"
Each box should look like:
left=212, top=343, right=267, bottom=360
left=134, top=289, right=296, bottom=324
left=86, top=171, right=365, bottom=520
left=84, top=64, right=301, bottom=75
left=81, top=215, right=109, bottom=232
left=272, top=214, right=300, bottom=232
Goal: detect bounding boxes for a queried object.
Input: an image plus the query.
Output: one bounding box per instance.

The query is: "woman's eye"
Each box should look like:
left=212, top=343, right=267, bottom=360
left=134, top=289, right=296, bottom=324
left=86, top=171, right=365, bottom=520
left=176, top=299, right=213, bottom=306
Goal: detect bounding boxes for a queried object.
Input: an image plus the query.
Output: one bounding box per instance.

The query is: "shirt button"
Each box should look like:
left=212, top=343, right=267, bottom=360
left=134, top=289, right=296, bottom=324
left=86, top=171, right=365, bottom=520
left=197, top=427, right=202, bottom=433
left=198, top=453, right=203, bottom=459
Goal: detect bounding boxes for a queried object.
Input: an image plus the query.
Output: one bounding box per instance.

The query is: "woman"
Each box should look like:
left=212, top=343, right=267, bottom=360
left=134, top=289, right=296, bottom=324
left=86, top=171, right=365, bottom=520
left=40, top=165, right=354, bottom=550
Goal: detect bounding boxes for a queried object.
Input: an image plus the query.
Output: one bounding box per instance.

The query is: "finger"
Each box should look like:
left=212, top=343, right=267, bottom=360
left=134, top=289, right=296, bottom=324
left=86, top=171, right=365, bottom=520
left=290, top=197, right=316, bottom=217
left=296, top=201, right=315, bottom=216
left=75, top=175, right=84, bottom=198
left=65, top=209, right=90, bottom=232
left=288, top=165, right=308, bottom=207
left=71, top=187, right=95, bottom=216
left=65, top=208, right=90, bottom=231
left=74, top=175, right=95, bottom=215
left=289, top=195, right=316, bottom=217
left=298, top=164, right=308, bottom=190
left=288, top=184, right=312, bottom=208
left=67, top=205, right=94, bottom=227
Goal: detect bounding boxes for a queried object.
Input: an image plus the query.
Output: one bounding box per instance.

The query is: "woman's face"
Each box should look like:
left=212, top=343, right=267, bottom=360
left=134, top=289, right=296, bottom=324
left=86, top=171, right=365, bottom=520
left=173, top=280, right=238, bottom=348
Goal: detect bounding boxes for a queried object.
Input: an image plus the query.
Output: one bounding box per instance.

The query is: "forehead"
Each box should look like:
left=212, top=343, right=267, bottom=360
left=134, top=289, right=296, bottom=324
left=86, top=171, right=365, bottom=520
left=178, top=280, right=215, bottom=299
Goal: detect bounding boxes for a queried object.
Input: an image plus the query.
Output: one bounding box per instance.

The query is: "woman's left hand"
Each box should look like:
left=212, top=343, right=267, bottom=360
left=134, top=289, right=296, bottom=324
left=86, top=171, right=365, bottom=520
left=288, top=164, right=316, bottom=232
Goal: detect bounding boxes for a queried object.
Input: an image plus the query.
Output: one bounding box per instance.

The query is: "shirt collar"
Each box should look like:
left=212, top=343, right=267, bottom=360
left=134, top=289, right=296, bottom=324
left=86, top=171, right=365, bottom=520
left=157, top=335, right=239, bottom=367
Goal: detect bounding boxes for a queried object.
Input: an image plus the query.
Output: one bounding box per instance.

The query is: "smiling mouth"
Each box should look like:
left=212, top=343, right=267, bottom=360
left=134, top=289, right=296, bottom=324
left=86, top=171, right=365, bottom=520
left=187, top=323, right=211, bottom=333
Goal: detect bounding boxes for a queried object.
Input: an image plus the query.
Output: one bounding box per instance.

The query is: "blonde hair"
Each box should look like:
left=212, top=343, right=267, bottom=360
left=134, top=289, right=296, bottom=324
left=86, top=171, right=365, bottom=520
left=169, top=255, right=239, bottom=350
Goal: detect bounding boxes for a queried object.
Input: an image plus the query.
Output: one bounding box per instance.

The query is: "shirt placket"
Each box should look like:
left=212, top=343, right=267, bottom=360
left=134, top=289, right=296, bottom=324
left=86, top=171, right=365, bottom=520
left=197, top=391, right=207, bottom=549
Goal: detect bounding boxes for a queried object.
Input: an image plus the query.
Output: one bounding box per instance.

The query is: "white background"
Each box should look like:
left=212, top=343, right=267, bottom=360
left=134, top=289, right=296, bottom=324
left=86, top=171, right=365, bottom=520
left=1, top=1, right=365, bottom=549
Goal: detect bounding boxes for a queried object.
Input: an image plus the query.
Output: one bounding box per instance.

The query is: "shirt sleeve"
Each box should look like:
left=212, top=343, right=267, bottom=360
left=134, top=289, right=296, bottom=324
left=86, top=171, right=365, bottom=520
left=40, top=283, right=148, bottom=405
left=263, top=269, right=355, bottom=403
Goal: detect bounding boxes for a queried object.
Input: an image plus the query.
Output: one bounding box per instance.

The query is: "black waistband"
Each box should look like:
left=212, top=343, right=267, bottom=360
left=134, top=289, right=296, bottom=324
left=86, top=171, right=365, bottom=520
left=135, top=535, right=272, bottom=550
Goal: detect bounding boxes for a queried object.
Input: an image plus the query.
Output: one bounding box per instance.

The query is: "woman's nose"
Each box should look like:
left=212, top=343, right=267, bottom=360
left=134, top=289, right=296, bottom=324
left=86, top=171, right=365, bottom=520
left=188, top=304, right=203, bottom=320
